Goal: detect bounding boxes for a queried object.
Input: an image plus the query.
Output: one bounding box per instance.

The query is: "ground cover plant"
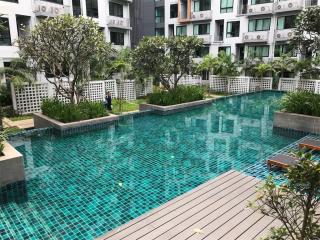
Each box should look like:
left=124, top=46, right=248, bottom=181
left=0, top=130, right=7, bottom=156
left=147, top=85, right=205, bottom=106
left=41, top=99, right=108, bottom=123
left=281, top=90, right=320, bottom=117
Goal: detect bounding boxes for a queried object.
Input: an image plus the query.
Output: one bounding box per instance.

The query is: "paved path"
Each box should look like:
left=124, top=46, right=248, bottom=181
left=99, top=170, right=281, bottom=240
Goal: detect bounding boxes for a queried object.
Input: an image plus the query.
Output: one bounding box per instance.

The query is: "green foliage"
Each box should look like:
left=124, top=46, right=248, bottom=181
left=281, top=90, right=320, bottom=117
left=291, top=6, right=320, bottom=54
left=147, top=86, right=205, bottom=106
left=252, top=62, right=274, bottom=78
left=0, top=130, right=7, bottom=156
left=18, top=15, right=113, bottom=103
left=0, top=58, right=35, bottom=87
left=0, top=84, right=12, bottom=106
left=41, top=99, right=108, bottom=123
left=251, top=152, right=320, bottom=240
left=132, top=36, right=203, bottom=89
left=111, top=99, right=146, bottom=115
left=197, top=52, right=239, bottom=77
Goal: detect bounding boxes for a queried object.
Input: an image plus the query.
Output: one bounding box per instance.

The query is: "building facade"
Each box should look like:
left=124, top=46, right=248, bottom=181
left=0, top=0, right=132, bottom=68
left=159, top=0, right=318, bottom=62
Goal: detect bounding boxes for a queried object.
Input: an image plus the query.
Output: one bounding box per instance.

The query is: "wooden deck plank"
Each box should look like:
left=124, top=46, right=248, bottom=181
left=120, top=175, right=256, bottom=240
left=235, top=215, right=276, bottom=240
left=252, top=219, right=282, bottom=240
left=219, top=211, right=265, bottom=240
left=101, top=171, right=242, bottom=240
left=169, top=180, right=259, bottom=240
left=99, top=171, right=281, bottom=240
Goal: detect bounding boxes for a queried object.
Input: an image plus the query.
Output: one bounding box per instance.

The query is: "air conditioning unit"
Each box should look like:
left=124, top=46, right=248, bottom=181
left=277, top=33, right=281, bottom=38
left=245, top=35, right=249, bottom=40
left=277, top=4, right=282, bottom=9
left=288, top=32, right=293, bottom=37
left=261, top=6, right=265, bottom=11
left=248, top=8, right=253, bottom=13
left=288, top=2, right=293, bottom=7
left=257, top=35, right=261, bottom=40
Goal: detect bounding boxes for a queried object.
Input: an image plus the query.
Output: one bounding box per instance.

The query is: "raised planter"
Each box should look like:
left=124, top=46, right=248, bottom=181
left=33, top=113, right=119, bottom=135
left=273, top=111, right=320, bottom=134
left=139, top=99, right=214, bottom=115
left=0, top=141, right=25, bottom=187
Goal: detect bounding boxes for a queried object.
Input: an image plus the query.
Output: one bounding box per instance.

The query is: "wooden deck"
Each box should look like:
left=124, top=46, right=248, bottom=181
left=99, top=171, right=281, bottom=240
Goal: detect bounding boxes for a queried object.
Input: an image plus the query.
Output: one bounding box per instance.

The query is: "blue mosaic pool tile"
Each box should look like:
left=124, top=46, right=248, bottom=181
left=1, top=91, right=305, bottom=240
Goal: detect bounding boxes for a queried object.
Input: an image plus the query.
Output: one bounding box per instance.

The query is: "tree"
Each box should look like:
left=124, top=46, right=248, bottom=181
left=18, top=15, right=113, bottom=104
left=132, top=36, right=203, bottom=89
left=250, top=152, right=320, bottom=240
left=197, top=52, right=239, bottom=77
left=291, top=6, right=320, bottom=55
left=252, top=62, right=274, bottom=78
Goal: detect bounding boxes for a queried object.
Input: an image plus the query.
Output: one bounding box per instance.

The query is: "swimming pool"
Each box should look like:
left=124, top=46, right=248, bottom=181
left=0, top=91, right=304, bottom=240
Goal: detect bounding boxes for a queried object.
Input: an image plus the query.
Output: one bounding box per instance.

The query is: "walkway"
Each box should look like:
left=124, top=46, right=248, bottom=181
left=99, top=170, right=281, bottom=240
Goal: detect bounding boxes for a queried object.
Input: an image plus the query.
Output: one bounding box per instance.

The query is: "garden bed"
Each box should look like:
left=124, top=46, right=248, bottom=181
left=34, top=113, right=119, bottom=133
left=273, top=111, right=320, bottom=134
left=0, top=141, right=25, bottom=187
left=139, top=99, right=214, bottom=115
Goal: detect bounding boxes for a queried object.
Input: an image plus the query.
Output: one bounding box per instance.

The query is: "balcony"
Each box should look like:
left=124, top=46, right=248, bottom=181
left=274, top=0, right=303, bottom=12
left=107, top=16, right=131, bottom=30
left=197, top=35, right=212, bottom=44
left=33, top=0, right=70, bottom=17
left=246, top=3, right=274, bottom=15
left=243, top=31, right=269, bottom=43
left=274, top=29, right=294, bottom=41
left=190, top=11, right=212, bottom=21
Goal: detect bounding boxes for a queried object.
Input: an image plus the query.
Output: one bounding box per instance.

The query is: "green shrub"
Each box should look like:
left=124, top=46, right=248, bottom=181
left=0, top=130, right=7, bottom=156
left=41, top=99, right=108, bottom=123
left=147, top=86, right=205, bottom=106
left=281, top=90, right=320, bottom=117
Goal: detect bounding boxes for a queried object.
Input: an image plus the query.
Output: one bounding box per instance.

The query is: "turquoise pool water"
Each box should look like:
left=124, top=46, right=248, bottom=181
left=1, top=91, right=304, bottom=240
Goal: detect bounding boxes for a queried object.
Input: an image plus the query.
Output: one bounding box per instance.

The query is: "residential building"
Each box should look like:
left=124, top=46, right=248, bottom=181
left=163, top=0, right=319, bottom=62
left=0, top=0, right=132, bottom=68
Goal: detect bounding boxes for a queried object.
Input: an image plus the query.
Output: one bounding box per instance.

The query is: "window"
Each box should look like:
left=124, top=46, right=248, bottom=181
left=226, top=21, right=239, bottom=37
left=109, top=2, right=123, bottom=17
left=248, top=18, right=271, bottom=32
left=274, top=44, right=296, bottom=57
left=155, top=7, right=164, bottom=23
left=220, top=0, right=233, bottom=13
left=0, top=18, right=11, bottom=46
left=43, top=0, right=63, bottom=3
left=110, top=31, right=124, bottom=45
left=1, top=0, right=19, bottom=2
left=170, top=4, right=178, bottom=18
left=195, top=46, right=210, bottom=57
left=72, top=0, right=81, bottom=17
left=194, top=0, right=211, bottom=12
left=176, top=26, right=187, bottom=36
left=218, top=46, right=231, bottom=55
left=251, top=0, right=272, bottom=5
left=193, top=23, right=210, bottom=35
left=155, top=28, right=164, bottom=36
left=277, top=15, right=296, bottom=30
left=86, top=0, right=98, bottom=18
left=247, top=45, right=269, bottom=57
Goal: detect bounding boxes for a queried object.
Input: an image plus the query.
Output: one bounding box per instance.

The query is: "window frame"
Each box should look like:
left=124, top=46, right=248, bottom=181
left=220, top=0, right=233, bottom=13
left=226, top=21, right=240, bottom=37
left=0, top=17, right=11, bottom=46
left=176, top=25, right=187, bottom=36
left=155, top=7, right=164, bottom=23
left=247, top=45, right=270, bottom=58
left=218, top=46, right=231, bottom=56
left=193, top=23, right=210, bottom=35
left=170, top=4, right=178, bottom=18
left=109, top=2, right=123, bottom=18
left=110, top=31, right=124, bottom=45
left=86, top=0, right=99, bottom=18
left=248, top=18, right=271, bottom=32
left=277, top=15, right=296, bottom=30
left=274, top=43, right=296, bottom=57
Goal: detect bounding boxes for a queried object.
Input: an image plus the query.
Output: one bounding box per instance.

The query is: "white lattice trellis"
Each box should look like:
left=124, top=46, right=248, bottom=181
left=11, top=83, right=49, bottom=114
left=136, top=79, right=153, bottom=97
left=228, top=77, right=249, bottom=93
left=117, top=80, right=136, bottom=101
left=298, top=79, right=316, bottom=92
left=249, top=77, right=272, bottom=92
left=278, top=78, right=299, bottom=92
left=83, top=81, right=105, bottom=102
left=209, top=75, right=228, bottom=92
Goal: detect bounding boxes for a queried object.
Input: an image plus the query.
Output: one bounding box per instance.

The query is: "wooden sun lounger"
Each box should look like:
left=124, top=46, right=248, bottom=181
left=299, top=138, right=320, bottom=151
left=267, top=154, right=299, bottom=169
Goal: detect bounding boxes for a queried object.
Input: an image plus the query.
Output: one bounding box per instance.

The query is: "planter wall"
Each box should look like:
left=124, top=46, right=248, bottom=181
left=34, top=113, right=119, bottom=135
left=273, top=111, right=320, bottom=134
left=139, top=99, right=214, bottom=115
left=0, top=141, right=25, bottom=187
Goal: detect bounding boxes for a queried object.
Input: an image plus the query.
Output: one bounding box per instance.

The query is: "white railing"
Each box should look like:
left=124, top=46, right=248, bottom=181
left=209, top=75, right=272, bottom=93
left=243, top=31, right=269, bottom=43
left=278, top=78, right=320, bottom=93
left=190, top=11, right=212, bottom=21
left=11, top=79, right=152, bottom=114
left=246, top=2, right=274, bottom=15
left=274, top=0, right=303, bottom=12
left=170, top=75, right=202, bottom=87
left=107, top=16, right=131, bottom=29
left=274, top=29, right=294, bottom=41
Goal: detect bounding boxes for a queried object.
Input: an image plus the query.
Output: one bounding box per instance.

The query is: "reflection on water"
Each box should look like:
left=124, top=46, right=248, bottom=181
left=1, top=91, right=301, bottom=240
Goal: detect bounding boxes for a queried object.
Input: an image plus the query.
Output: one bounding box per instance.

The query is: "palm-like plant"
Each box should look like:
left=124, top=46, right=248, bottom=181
left=252, top=63, right=274, bottom=78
